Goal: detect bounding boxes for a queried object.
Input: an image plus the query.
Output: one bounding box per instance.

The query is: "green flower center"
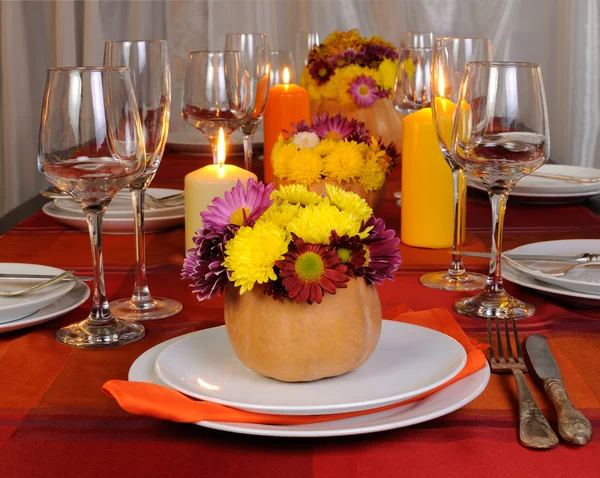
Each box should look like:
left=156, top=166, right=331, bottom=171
left=295, top=251, right=325, bottom=282
left=358, top=85, right=370, bottom=96
left=324, top=131, right=341, bottom=142
left=230, top=207, right=251, bottom=226
left=318, top=67, right=329, bottom=78
left=337, top=247, right=351, bottom=263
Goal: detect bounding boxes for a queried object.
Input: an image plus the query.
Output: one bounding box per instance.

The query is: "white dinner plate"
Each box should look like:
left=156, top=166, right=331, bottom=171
left=503, top=240, right=600, bottom=296
left=467, top=165, right=600, bottom=200
left=0, top=264, right=77, bottom=323
left=43, top=194, right=184, bottom=235
left=167, top=129, right=264, bottom=154
left=53, top=188, right=184, bottom=218
left=130, top=335, right=489, bottom=438
left=0, top=280, right=90, bottom=333
left=154, top=321, right=467, bottom=416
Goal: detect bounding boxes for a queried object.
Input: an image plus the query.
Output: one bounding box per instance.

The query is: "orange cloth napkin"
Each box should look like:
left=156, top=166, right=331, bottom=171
left=102, top=307, right=488, bottom=425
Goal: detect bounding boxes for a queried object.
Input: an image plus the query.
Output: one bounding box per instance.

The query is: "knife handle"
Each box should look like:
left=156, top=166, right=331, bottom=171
left=544, top=378, right=593, bottom=445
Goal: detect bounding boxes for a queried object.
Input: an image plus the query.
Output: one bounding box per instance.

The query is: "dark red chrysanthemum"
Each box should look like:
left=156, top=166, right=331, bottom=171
left=356, top=216, right=402, bottom=285
left=276, top=236, right=349, bottom=304
left=309, top=57, right=334, bottom=85
left=329, top=231, right=366, bottom=277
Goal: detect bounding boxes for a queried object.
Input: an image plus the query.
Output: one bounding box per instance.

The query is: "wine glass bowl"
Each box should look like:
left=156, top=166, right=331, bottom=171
left=269, top=50, right=296, bottom=87
left=399, top=32, right=434, bottom=48
left=38, top=66, right=146, bottom=347
left=452, top=61, right=550, bottom=319
left=393, top=47, right=433, bottom=116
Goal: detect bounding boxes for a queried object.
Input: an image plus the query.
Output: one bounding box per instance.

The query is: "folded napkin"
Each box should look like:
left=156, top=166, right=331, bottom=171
left=102, top=306, right=488, bottom=425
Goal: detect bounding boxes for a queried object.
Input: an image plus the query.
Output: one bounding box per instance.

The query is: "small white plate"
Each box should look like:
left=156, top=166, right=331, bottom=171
left=129, top=335, right=489, bottom=438
left=468, top=164, right=600, bottom=200
left=53, top=188, right=184, bottom=218
left=0, top=280, right=90, bottom=333
left=167, top=129, right=264, bottom=154
left=0, top=264, right=77, bottom=323
left=154, top=321, right=467, bottom=416
left=503, top=240, right=600, bottom=296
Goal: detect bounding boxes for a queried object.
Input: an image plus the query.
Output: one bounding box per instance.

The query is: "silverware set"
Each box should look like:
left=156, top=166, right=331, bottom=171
left=41, top=188, right=185, bottom=209
left=486, top=318, right=592, bottom=448
left=0, top=271, right=75, bottom=297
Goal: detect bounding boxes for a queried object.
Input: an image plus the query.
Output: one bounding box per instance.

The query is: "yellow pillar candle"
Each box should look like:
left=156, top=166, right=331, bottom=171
left=184, top=128, right=257, bottom=251
left=400, top=107, right=465, bottom=249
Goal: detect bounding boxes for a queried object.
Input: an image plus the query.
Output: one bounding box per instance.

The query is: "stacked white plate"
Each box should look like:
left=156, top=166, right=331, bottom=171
left=0, top=263, right=90, bottom=334
left=42, top=188, right=185, bottom=234
left=502, top=239, right=600, bottom=306
left=468, top=164, right=600, bottom=203
left=129, top=320, right=490, bottom=437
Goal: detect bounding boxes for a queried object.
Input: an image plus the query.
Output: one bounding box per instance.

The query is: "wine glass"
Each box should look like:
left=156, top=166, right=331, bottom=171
left=104, top=40, right=183, bottom=321
left=38, top=67, right=146, bottom=347
left=392, top=46, right=432, bottom=115
left=269, top=51, right=296, bottom=86
left=419, top=37, right=492, bottom=291
left=451, top=61, right=550, bottom=319
left=182, top=51, right=251, bottom=164
left=296, top=31, right=320, bottom=74
left=399, top=32, right=434, bottom=48
left=225, top=33, right=270, bottom=170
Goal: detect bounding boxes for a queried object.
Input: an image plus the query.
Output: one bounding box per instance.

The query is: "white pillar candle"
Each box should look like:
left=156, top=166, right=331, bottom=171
left=184, top=128, right=258, bottom=251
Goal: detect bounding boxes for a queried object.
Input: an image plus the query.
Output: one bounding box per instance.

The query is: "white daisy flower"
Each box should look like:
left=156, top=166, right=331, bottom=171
left=292, top=131, right=320, bottom=149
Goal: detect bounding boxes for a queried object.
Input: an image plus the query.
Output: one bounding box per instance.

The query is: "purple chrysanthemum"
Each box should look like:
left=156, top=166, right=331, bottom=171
left=182, top=226, right=235, bottom=301
left=347, top=118, right=371, bottom=143
left=308, top=57, right=334, bottom=85
left=310, top=113, right=355, bottom=142
left=201, top=178, right=273, bottom=233
left=361, top=44, right=398, bottom=67
left=356, top=215, right=402, bottom=285
left=348, top=75, right=380, bottom=108
left=289, top=119, right=311, bottom=135
left=331, top=49, right=365, bottom=68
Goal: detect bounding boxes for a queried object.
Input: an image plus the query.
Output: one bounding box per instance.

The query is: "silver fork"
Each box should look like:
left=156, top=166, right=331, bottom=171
left=504, top=256, right=600, bottom=277
left=0, top=270, right=75, bottom=297
left=487, top=317, right=559, bottom=449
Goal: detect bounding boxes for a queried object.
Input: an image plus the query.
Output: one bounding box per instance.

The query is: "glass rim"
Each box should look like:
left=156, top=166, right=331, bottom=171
left=225, top=32, right=267, bottom=37
left=105, top=39, right=167, bottom=44
left=399, top=46, right=433, bottom=51
left=47, top=66, right=130, bottom=72
left=189, top=50, right=242, bottom=56
left=434, top=36, right=490, bottom=42
left=466, top=60, right=540, bottom=68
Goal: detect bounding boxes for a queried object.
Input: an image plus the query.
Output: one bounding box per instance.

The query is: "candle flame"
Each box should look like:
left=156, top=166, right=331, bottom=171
left=282, top=67, right=290, bottom=84
left=217, top=127, right=226, bottom=178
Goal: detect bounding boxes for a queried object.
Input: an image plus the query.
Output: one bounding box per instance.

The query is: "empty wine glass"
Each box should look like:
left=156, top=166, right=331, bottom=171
left=392, top=46, right=432, bottom=115
left=182, top=51, right=251, bottom=164
left=225, top=33, right=270, bottom=170
left=104, top=40, right=183, bottom=321
left=38, top=67, right=146, bottom=347
left=419, top=37, right=492, bottom=291
left=296, top=31, right=320, bottom=74
left=452, top=61, right=550, bottom=319
left=399, top=32, right=434, bottom=48
left=269, top=50, right=296, bottom=86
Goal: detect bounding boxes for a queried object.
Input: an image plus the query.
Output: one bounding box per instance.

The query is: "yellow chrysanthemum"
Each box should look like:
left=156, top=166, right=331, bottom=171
left=285, top=148, right=323, bottom=186
left=271, top=135, right=299, bottom=179
left=223, top=222, right=290, bottom=294
left=323, top=141, right=365, bottom=182
left=255, top=202, right=301, bottom=228
left=358, top=157, right=387, bottom=192
left=287, top=202, right=366, bottom=244
left=314, top=139, right=338, bottom=156
left=378, top=58, right=397, bottom=92
left=271, top=184, right=322, bottom=206
left=325, top=184, right=373, bottom=222
left=323, top=29, right=362, bottom=50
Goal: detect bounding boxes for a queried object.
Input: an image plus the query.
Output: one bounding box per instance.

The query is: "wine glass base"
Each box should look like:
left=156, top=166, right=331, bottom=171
left=56, top=318, right=145, bottom=348
left=453, top=291, right=535, bottom=320
left=420, top=271, right=487, bottom=291
left=109, top=297, right=183, bottom=321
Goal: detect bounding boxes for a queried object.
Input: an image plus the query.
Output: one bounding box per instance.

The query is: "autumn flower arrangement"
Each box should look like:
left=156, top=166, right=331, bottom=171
left=182, top=180, right=401, bottom=305
left=300, top=29, right=398, bottom=108
left=272, top=113, right=399, bottom=193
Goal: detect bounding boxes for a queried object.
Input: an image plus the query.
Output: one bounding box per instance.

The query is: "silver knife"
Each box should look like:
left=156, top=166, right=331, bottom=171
left=0, top=273, right=93, bottom=282
left=525, top=334, right=593, bottom=445
left=454, top=251, right=599, bottom=263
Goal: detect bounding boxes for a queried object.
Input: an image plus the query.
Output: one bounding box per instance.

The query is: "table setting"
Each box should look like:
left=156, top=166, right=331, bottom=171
left=1, top=26, right=599, bottom=477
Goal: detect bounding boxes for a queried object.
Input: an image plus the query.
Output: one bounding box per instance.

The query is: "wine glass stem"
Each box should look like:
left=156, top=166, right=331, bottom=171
left=242, top=134, right=253, bottom=170
left=130, top=187, right=154, bottom=308
left=84, top=208, right=113, bottom=325
left=486, top=190, right=510, bottom=293
left=448, top=167, right=467, bottom=278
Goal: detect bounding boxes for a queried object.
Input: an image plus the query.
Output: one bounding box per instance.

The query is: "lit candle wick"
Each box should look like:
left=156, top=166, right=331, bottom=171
left=217, top=127, right=226, bottom=178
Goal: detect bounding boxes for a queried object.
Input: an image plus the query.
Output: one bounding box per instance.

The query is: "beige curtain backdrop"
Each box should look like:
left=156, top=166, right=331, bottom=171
left=1, top=0, right=598, bottom=216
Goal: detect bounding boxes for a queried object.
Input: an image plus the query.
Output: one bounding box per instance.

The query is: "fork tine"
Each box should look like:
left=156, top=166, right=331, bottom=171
left=495, top=317, right=504, bottom=360
left=487, top=318, right=495, bottom=362
left=504, top=317, right=514, bottom=362
left=512, top=317, right=524, bottom=362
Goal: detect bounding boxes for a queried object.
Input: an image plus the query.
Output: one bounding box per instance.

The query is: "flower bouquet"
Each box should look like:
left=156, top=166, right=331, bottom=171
left=272, top=113, right=399, bottom=210
left=300, top=29, right=403, bottom=148
left=182, top=179, right=401, bottom=382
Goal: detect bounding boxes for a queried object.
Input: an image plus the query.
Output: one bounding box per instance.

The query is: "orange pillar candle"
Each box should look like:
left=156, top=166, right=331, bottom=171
left=263, top=67, right=310, bottom=183
left=401, top=107, right=465, bottom=249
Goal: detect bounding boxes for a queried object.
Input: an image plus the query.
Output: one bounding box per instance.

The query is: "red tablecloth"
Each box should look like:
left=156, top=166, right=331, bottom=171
left=1, top=152, right=599, bottom=477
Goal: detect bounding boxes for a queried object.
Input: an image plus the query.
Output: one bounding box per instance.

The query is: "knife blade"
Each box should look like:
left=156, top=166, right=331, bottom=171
left=453, top=251, right=596, bottom=263
left=525, top=334, right=593, bottom=445
left=0, top=273, right=93, bottom=282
